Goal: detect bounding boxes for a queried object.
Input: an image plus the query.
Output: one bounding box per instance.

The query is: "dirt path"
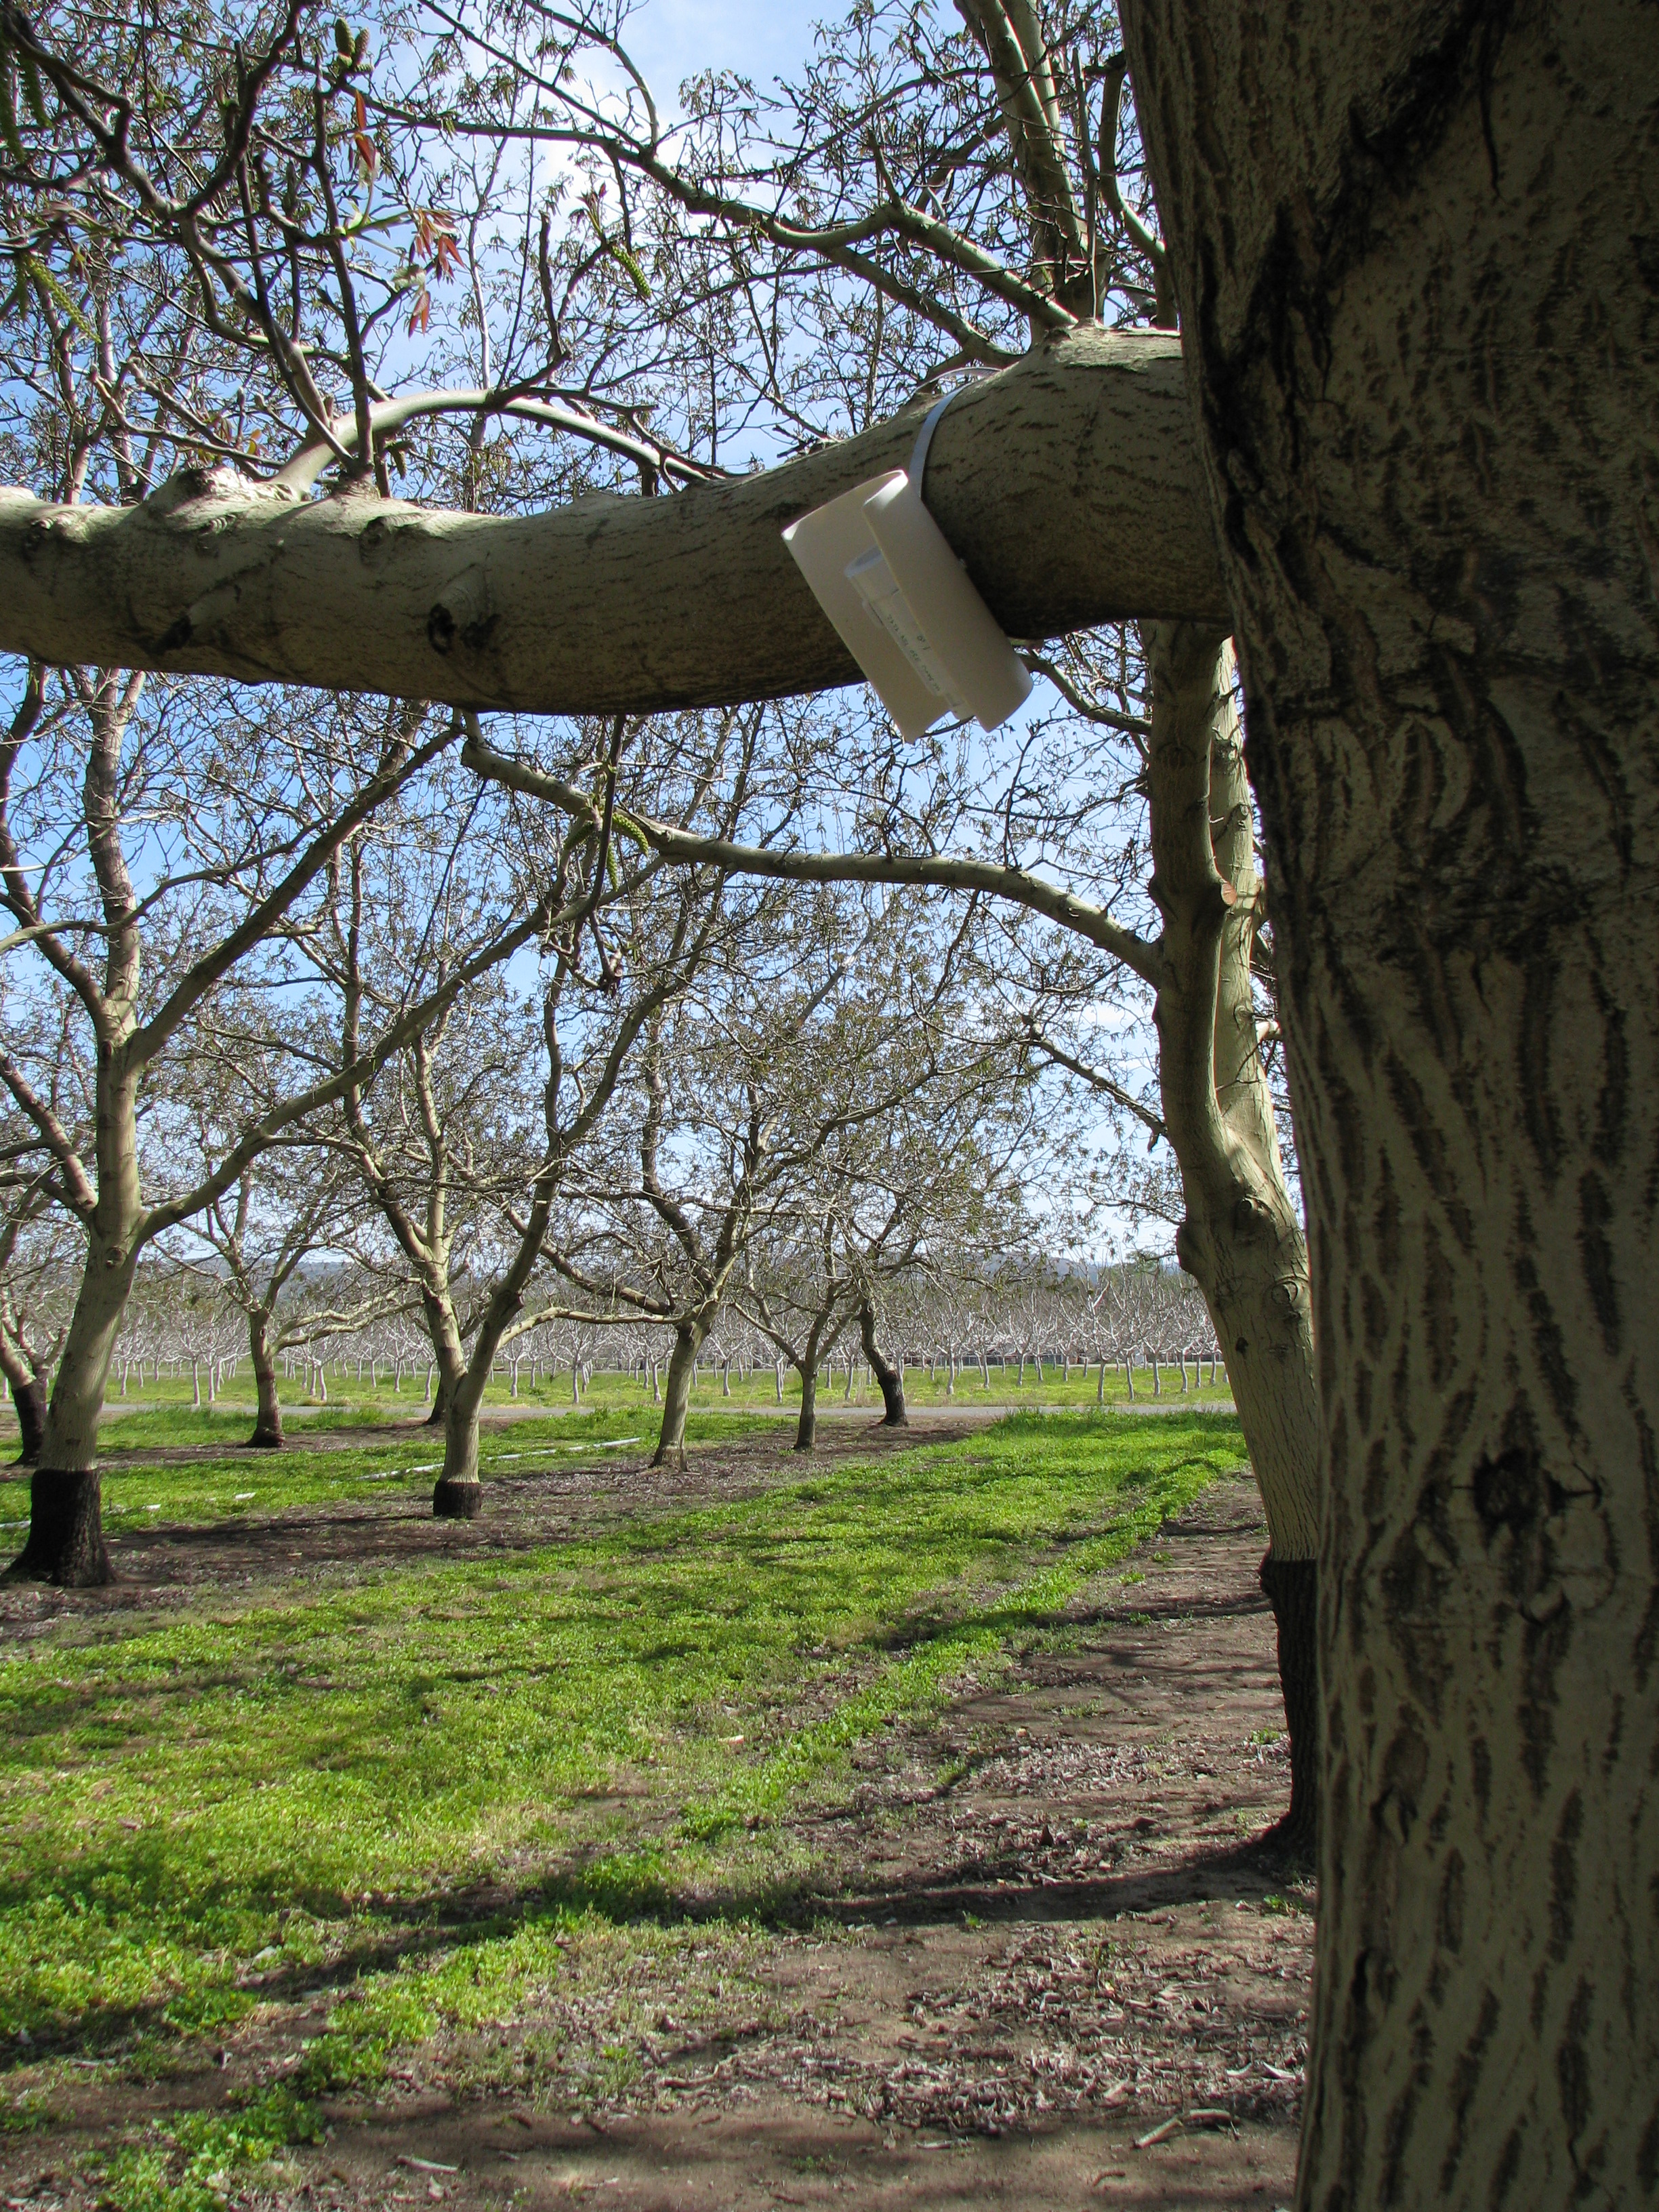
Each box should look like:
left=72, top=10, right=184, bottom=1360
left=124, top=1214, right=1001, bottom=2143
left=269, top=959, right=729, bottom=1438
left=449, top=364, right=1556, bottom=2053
left=3, top=1477, right=1311, bottom=2211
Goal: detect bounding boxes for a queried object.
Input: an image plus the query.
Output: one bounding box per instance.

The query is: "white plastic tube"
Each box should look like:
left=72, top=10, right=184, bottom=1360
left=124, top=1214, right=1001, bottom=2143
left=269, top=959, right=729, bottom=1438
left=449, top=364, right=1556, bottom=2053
left=844, top=545, right=971, bottom=722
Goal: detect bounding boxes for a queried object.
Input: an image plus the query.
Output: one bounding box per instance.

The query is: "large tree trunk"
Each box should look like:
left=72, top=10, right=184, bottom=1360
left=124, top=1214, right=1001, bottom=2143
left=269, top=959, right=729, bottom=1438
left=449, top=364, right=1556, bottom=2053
left=0, top=1291, right=47, bottom=1462
left=424, top=1369, right=448, bottom=1426
left=9, top=1372, right=46, bottom=1466
left=858, top=1298, right=909, bottom=1427
left=4, top=1227, right=138, bottom=1586
left=0, top=1334, right=47, bottom=1465
left=432, top=1373, right=484, bottom=1520
left=1146, top=623, right=1323, bottom=1857
left=0, top=331, right=1223, bottom=710
left=653, top=1321, right=709, bottom=1467
left=246, top=1313, right=283, bottom=1448
left=794, top=1359, right=819, bottom=1452
left=1124, top=3, right=1659, bottom=2199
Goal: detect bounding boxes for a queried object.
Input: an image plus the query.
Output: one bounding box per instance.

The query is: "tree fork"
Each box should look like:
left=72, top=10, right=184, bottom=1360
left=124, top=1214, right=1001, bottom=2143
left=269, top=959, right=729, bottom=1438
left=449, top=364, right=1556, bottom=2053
left=0, top=331, right=1223, bottom=711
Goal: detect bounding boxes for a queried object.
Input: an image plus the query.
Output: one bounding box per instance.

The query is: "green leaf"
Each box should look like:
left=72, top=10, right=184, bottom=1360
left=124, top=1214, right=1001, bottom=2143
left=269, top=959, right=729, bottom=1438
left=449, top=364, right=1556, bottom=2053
left=22, top=254, right=90, bottom=333
left=607, top=239, right=651, bottom=302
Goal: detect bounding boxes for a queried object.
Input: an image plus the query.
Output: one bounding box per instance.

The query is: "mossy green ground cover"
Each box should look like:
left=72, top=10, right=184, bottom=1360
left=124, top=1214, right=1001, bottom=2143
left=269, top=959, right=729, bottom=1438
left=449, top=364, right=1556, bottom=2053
left=0, top=1410, right=1243, bottom=2207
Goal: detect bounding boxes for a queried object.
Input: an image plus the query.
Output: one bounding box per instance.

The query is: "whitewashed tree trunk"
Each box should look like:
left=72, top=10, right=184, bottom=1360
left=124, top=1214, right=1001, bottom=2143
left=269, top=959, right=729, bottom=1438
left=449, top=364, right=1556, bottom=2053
left=1146, top=623, right=1323, bottom=1847
left=1123, top=0, right=1659, bottom=2197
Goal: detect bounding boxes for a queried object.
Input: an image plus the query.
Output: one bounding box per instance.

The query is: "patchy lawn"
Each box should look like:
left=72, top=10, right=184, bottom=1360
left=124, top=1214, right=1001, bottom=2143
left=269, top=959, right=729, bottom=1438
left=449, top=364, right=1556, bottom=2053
left=0, top=1412, right=1309, bottom=2212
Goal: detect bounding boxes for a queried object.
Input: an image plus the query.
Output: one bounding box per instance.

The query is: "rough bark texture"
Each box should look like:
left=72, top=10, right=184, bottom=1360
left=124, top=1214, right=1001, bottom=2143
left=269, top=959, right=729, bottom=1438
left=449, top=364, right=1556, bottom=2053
left=859, top=1299, right=909, bottom=1427
left=247, top=1315, right=283, bottom=1449
left=5, top=1468, right=110, bottom=1586
left=0, top=330, right=1224, bottom=710
left=431, top=1475, right=484, bottom=1519
left=1122, top=1, right=1659, bottom=2200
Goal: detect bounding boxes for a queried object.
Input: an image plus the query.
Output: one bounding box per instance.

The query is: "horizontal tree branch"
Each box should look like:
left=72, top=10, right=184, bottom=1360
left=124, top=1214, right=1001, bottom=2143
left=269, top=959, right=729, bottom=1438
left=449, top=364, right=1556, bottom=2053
left=464, top=728, right=1162, bottom=987
left=0, top=328, right=1224, bottom=714
left=1023, top=1025, right=1167, bottom=1143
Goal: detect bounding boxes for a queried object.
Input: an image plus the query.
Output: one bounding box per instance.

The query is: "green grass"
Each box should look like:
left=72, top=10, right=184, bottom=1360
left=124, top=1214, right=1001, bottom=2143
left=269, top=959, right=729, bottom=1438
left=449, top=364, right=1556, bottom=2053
left=0, top=1408, right=780, bottom=1532
left=0, top=1409, right=1244, bottom=2205
left=0, top=1358, right=1232, bottom=1446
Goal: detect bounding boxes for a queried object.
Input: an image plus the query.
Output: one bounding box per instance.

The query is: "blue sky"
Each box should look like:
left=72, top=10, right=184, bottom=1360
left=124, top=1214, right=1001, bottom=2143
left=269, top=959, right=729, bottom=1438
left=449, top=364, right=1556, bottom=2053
left=620, top=0, right=822, bottom=102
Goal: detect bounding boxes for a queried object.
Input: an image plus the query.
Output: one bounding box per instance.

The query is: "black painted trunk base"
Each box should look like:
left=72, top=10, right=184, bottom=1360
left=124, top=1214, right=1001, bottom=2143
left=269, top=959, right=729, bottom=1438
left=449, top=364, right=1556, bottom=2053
left=1258, top=1549, right=1318, bottom=1862
left=432, top=1476, right=483, bottom=1519
left=4, top=1468, right=114, bottom=1586
left=246, top=1425, right=283, bottom=1450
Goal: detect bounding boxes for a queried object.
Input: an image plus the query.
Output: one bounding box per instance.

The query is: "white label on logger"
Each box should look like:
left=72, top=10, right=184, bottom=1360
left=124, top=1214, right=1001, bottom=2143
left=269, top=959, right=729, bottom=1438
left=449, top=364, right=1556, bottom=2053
left=844, top=546, right=971, bottom=721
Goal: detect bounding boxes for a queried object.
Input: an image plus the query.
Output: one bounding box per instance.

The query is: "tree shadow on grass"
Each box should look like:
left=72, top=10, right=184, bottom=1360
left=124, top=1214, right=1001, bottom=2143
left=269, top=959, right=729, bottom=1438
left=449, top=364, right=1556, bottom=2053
left=0, top=1809, right=1304, bottom=2080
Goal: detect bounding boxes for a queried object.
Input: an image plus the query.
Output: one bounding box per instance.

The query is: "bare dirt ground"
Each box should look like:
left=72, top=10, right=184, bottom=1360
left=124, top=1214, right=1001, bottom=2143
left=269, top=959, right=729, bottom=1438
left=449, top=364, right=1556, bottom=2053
left=2, top=1454, right=1311, bottom=2211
